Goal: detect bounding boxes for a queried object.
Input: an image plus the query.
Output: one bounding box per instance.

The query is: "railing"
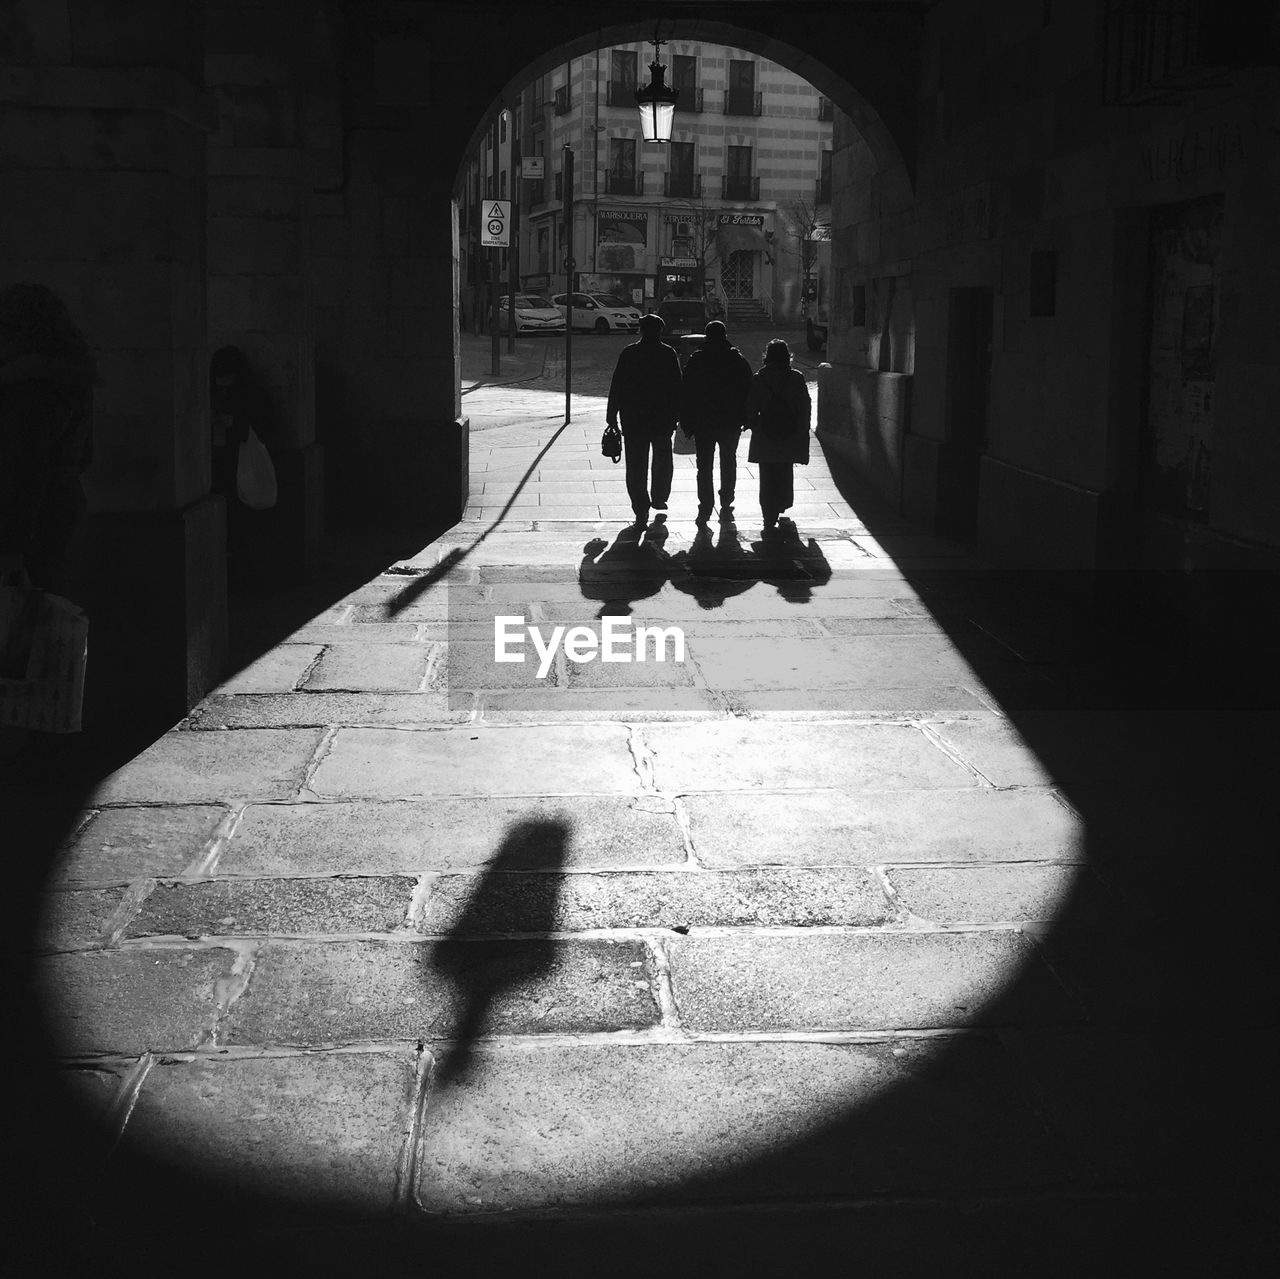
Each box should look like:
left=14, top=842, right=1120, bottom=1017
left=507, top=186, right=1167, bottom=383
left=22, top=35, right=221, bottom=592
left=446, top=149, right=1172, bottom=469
left=723, top=89, right=762, bottom=116
left=604, top=170, right=644, bottom=195
left=722, top=175, right=759, bottom=200
left=554, top=85, right=571, bottom=115
left=606, top=79, right=637, bottom=107
left=664, top=172, right=702, bottom=198
left=674, top=86, right=704, bottom=113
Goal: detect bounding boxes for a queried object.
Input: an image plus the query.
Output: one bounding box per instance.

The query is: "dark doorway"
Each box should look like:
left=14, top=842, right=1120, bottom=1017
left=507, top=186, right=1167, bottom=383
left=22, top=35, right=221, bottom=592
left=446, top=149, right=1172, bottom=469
left=938, top=286, right=994, bottom=539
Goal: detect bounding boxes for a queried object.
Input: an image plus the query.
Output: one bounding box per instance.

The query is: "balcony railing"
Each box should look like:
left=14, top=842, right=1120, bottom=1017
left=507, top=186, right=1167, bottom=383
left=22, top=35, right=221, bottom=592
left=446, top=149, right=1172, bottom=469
left=815, top=178, right=832, bottom=205
left=723, top=88, right=762, bottom=116
left=664, top=172, right=702, bottom=198
left=606, top=79, right=637, bottom=107
left=673, top=86, right=704, bottom=113
left=554, top=85, right=571, bottom=115
left=817, top=96, right=834, bottom=121
left=604, top=170, right=644, bottom=196
left=722, top=174, right=759, bottom=200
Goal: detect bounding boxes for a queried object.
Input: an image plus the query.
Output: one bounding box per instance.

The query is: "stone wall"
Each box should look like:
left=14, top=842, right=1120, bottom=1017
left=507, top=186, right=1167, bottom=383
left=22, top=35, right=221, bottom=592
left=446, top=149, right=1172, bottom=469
left=825, top=0, right=1280, bottom=609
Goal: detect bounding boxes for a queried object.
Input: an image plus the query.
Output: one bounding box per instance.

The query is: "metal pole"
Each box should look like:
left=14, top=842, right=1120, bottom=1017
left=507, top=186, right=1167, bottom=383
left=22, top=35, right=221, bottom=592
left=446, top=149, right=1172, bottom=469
left=563, top=145, right=574, bottom=423
left=508, top=127, right=519, bottom=355
left=490, top=112, right=500, bottom=378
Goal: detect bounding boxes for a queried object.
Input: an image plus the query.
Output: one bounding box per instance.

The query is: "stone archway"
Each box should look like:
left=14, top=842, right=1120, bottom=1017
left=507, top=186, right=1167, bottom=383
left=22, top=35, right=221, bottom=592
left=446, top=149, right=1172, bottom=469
left=321, top=3, right=921, bottom=531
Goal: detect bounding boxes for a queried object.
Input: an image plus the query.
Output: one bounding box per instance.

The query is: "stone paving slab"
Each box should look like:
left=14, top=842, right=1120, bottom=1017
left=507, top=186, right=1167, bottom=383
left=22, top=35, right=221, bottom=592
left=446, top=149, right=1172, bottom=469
left=681, top=787, right=1082, bottom=867
left=888, top=864, right=1114, bottom=926
left=439, top=640, right=562, bottom=690
left=643, top=721, right=977, bottom=792
left=476, top=688, right=724, bottom=722
left=188, top=692, right=467, bottom=729
left=667, top=930, right=1078, bottom=1031
left=278, top=621, right=423, bottom=644
left=114, top=1050, right=417, bottom=1214
left=214, top=644, right=323, bottom=694
left=214, top=798, right=686, bottom=876
left=53, top=804, right=229, bottom=884
left=419, top=867, right=894, bottom=933
left=687, top=635, right=983, bottom=690
left=310, top=724, right=640, bottom=798
left=414, top=1036, right=1068, bottom=1213
left=37, top=946, right=239, bottom=1054
left=720, top=686, right=995, bottom=719
left=36, top=886, right=127, bottom=950
left=126, top=876, right=419, bottom=938
left=90, top=729, right=325, bottom=804
left=302, top=643, right=433, bottom=692
left=226, top=938, right=659, bottom=1045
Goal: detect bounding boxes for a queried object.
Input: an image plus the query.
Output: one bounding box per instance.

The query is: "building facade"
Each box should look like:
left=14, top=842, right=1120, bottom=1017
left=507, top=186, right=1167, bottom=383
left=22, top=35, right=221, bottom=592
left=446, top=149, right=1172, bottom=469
left=459, top=41, right=834, bottom=328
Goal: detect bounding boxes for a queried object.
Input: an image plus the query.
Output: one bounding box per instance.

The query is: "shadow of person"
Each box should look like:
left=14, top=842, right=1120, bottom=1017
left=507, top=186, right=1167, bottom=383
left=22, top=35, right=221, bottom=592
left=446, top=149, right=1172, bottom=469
left=760, top=517, right=833, bottom=604
left=429, top=816, right=571, bottom=1086
left=577, top=519, right=676, bottom=619
left=668, top=519, right=759, bottom=611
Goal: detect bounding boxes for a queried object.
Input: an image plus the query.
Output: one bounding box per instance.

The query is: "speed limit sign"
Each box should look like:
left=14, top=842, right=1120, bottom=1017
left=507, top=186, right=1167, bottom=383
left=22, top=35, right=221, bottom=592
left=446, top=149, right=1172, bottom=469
left=480, top=200, right=511, bottom=247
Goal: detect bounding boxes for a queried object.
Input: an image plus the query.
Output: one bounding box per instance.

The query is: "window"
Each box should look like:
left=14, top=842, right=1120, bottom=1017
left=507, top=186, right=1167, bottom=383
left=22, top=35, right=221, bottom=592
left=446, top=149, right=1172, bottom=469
left=610, top=137, right=636, bottom=178
left=726, top=59, right=760, bottom=115
left=499, top=114, right=507, bottom=143
left=665, top=141, right=698, bottom=197
left=673, top=55, right=697, bottom=92
left=817, top=149, right=832, bottom=204
left=612, top=49, right=637, bottom=88
left=724, top=146, right=755, bottom=201
left=500, top=170, right=507, bottom=199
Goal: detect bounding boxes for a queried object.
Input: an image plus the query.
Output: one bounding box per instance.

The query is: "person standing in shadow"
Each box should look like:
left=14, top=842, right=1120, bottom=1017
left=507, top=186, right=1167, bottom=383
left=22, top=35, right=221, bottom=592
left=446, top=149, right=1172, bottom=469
left=605, top=313, right=682, bottom=526
left=679, top=320, right=753, bottom=525
left=744, top=338, right=812, bottom=534
left=0, top=283, right=98, bottom=762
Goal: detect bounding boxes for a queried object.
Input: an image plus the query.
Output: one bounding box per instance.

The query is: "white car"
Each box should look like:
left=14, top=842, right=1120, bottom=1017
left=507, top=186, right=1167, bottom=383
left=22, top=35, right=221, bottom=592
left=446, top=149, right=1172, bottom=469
left=498, top=294, right=566, bottom=334
left=552, top=291, right=642, bottom=334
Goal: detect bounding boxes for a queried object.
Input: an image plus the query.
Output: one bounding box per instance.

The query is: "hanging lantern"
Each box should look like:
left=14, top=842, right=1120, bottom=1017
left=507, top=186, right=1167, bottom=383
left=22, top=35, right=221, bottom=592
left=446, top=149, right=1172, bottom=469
left=635, top=30, right=679, bottom=143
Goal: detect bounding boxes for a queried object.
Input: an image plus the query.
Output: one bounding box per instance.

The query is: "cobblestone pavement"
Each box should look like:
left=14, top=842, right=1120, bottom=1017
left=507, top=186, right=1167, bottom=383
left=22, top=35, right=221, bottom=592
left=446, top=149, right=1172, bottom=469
left=8, top=354, right=1275, bottom=1274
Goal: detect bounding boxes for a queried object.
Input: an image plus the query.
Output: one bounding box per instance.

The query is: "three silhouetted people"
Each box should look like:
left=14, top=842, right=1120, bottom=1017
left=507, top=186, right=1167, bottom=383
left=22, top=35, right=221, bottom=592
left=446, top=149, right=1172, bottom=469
left=606, top=312, right=682, bottom=525
left=679, top=320, right=753, bottom=524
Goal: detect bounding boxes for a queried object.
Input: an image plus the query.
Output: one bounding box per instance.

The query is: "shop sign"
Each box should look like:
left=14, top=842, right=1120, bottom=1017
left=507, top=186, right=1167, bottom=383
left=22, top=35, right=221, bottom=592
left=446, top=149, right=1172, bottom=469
left=717, top=212, right=765, bottom=227
left=660, top=257, right=698, bottom=267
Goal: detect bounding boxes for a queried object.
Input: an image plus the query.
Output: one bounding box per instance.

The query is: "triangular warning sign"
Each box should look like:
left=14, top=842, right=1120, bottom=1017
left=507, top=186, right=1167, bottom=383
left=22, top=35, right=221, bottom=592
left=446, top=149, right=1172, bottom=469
left=486, top=202, right=505, bottom=218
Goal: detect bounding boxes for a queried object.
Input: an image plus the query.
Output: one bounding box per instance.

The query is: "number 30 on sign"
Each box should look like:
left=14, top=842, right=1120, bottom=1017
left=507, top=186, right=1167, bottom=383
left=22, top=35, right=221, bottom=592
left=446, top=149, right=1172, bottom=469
left=481, top=200, right=511, bottom=247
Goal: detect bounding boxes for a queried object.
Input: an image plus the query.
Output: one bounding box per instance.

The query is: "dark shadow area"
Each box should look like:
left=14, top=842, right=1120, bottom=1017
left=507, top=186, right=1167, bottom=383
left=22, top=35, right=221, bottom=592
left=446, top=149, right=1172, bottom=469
left=429, top=818, right=571, bottom=1086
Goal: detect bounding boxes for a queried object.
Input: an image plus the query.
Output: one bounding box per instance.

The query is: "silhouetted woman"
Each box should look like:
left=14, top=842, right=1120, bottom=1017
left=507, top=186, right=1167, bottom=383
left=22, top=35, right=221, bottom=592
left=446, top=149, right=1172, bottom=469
left=744, top=338, right=811, bottom=533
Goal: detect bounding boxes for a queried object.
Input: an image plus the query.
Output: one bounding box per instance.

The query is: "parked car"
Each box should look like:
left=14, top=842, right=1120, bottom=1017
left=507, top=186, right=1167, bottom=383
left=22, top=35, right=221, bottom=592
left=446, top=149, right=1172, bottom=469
left=656, top=297, right=709, bottom=364
left=552, top=292, right=641, bottom=334
left=498, top=293, right=565, bottom=335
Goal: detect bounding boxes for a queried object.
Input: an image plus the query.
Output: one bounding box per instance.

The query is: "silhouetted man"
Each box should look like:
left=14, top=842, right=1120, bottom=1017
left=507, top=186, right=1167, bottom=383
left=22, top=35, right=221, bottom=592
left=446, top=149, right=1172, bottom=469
left=679, top=320, right=753, bottom=522
left=606, top=312, right=681, bottom=525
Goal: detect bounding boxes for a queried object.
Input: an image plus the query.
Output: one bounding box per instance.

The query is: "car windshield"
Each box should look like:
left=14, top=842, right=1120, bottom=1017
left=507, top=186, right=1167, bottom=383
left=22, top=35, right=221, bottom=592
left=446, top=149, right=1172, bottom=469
left=595, top=296, right=630, bottom=309
left=516, top=295, right=552, bottom=308
left=659, top=302, right=706, bottom=322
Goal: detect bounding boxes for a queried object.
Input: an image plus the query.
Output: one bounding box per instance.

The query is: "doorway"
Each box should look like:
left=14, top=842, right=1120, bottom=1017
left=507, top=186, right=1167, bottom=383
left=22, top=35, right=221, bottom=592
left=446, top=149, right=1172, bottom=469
left=938, top=286, right=994, bottom=539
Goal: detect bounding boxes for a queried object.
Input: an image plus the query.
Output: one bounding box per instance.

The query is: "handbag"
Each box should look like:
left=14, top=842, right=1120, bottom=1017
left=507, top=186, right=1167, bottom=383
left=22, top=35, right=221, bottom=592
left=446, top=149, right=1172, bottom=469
left=601, top=423, right=622, bottom=464
left=236, top=428, right=278, bottom=509
left=0, top=581, right=89, bottom=732
left=672, top=425, right=697, bottom=456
